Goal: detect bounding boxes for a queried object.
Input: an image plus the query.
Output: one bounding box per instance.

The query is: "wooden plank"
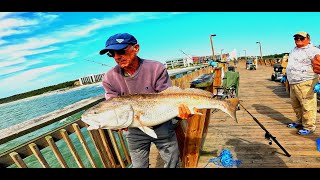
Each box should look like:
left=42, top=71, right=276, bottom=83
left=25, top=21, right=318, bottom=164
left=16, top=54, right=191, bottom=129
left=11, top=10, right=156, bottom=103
left=174, top=121, right=186, bottom=160
left=72, top=123, right=97, bottom=168
left=9, top=152, right=28, bottom=168
left=117, top=130, right=131, bottom=165
left=171, top=67, right=212, bottom=89
left=45, top=136, right=69, bottom=168
left=200, top=85, right=214, bottom=150
left=212, top=67, right=222, bottom=96
left=0, top=95, right=105, bottom=144
left=0, top=120, right=86, bottom=168
left=181, top=109, right=207, bottom=168
left=60, top=129, right=85, bottom=168
left=107, top=129, right=125, bottom=168
left=199, top=110, right=212, bottom=150
left=86, top=127, right=111, bottom=168
left=98, top=129, right=117, bottom=168
left=213, top=67, right=222, bottom=87
left=28, top=143, right=50, bottom=168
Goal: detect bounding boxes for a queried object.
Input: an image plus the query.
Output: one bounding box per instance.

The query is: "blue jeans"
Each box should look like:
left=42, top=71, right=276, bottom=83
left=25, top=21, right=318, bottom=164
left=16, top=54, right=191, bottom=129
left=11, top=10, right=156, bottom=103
left=123, top=120, right=180, bottom=168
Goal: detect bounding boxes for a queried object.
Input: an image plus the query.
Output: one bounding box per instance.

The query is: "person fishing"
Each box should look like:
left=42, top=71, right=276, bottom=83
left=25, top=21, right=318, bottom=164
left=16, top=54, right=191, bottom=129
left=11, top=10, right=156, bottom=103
left=98, top=33, right=192, bottom=168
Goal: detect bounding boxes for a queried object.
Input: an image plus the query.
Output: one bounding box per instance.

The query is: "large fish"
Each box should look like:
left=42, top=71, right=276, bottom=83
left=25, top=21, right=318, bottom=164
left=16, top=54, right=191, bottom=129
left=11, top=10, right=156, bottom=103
left=81, top=86, right=239, bottom=138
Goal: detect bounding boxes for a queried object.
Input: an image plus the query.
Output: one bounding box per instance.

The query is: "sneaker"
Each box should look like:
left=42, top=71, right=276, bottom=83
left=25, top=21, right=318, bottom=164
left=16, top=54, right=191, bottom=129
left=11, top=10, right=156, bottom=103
left=287, top=123, right=302, bottom=128
left=298, top=129, right=315, bottom=135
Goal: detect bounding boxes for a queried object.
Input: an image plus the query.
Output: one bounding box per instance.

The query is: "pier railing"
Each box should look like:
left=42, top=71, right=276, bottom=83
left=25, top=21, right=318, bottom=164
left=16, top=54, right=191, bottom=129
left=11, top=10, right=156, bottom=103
left=0, top=95, right=132, bottom=168
left=0, top=65, right=212, bottom=168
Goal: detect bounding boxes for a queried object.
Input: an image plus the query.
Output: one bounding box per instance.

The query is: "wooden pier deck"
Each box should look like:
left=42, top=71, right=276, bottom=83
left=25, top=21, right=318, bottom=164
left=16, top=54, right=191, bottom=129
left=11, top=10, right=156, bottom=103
left=150, top=63, right=320, bottom=168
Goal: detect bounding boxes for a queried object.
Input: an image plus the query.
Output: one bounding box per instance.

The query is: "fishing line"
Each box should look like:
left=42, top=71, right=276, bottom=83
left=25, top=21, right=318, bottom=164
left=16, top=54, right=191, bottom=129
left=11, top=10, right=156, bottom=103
left=84, top=59, right=115, bottom=68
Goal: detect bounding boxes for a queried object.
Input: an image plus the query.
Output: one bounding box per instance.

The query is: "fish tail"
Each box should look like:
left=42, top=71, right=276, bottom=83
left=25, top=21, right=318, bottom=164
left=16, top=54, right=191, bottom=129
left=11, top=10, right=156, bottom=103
left=224, top=98, right=239, bottom=123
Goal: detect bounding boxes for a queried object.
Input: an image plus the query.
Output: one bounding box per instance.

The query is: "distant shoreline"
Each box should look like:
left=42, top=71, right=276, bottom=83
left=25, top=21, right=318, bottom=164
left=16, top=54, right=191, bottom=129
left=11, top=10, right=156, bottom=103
left=0, top=65, right=205, bottom=105
left=0, top=79, right=103, bottom=105
left=0, top=82, right=103, bottom=106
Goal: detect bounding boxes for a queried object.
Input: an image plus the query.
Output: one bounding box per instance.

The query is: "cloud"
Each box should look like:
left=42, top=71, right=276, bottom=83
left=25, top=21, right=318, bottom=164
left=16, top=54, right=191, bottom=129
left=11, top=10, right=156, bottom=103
left=0, top=12, right=186, bottom=98
left=8, top=47, right=59, bottom=60
left=0, top=12, right=182, bottom=63
left=0, top=39, right=7, bottom=45
left=0, top=58, right=26, bottom=67
left=0, top=12, right=19, bottom=19
left=0, top=63, right=74, bottom=98
left=34, top=12, right=58, bottom=22
left=0, top=63, right=73, bottom=87
left=0, top=60, right=42, bottom=76
left=0, top=12, right=58, bottom=37
left=0, top=16, right=38, bottom=38
left=38, top=51, right=79, bottom=61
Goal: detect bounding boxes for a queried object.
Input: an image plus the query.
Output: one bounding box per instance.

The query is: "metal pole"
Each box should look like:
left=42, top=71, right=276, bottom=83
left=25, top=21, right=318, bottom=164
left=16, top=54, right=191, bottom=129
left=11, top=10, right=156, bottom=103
left=210, top=34, right=216, bottom=61
left=243, top=49, right=246, bottom=60
left=221, top=49, right=224, bottom=61
left=256, top=41, right=263, bottom=60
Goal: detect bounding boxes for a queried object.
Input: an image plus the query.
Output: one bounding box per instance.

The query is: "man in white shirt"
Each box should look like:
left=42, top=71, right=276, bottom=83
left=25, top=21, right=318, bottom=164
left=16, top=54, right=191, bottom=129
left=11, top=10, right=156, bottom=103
left=286, top=31, right=320, bottom=135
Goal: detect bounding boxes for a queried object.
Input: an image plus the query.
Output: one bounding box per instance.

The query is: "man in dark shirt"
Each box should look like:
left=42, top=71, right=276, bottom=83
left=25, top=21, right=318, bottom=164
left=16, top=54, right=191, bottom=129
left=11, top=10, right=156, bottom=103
left=99, top=33, right=191, bottom=168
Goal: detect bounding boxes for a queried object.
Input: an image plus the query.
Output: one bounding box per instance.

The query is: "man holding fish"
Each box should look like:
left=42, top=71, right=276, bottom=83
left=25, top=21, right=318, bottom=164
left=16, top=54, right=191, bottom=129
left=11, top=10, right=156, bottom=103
left=96, top=33, right=192, bottom=168
left=82, top=33, right=239, bottom=168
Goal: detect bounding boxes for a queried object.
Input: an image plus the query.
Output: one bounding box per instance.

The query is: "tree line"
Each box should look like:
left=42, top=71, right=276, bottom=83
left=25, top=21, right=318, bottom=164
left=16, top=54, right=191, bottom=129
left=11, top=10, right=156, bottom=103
left=263, top=53, right=289, bottom=59
left=0, top=80, right=78, bottom=104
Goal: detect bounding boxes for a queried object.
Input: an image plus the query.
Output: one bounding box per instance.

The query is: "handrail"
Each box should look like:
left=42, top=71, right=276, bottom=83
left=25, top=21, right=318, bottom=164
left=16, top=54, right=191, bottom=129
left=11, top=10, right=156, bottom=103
left=0, top=95, right=105, bottom=145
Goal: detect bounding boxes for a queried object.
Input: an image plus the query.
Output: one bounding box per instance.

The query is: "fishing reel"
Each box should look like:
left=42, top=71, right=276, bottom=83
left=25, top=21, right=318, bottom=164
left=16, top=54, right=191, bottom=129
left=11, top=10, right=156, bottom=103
left=265, top=132, right=273, bottom=145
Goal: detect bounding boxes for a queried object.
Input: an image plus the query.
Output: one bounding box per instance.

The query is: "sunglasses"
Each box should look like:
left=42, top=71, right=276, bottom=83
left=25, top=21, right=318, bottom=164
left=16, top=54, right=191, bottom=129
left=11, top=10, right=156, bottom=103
left=294, top=37, right=306, bottom=41
left=106, top=45, right=131, bottom=57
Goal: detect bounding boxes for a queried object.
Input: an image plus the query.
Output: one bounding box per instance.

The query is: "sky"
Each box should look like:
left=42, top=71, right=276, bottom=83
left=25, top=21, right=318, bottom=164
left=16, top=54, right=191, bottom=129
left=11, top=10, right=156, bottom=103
left=1, top=12, right=320, bottom=99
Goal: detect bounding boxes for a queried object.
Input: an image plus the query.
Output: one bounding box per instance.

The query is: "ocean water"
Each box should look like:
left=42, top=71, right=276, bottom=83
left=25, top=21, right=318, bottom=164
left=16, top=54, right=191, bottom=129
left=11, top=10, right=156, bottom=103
left=0, top=83, right=105, bottom=130
left=0, top=83, right=121, bottom=168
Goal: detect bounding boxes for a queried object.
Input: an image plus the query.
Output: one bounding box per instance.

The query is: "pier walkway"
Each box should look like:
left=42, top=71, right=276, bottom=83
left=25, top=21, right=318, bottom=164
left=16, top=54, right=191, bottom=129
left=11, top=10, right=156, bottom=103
left=150, top=62, right=320, bottom=168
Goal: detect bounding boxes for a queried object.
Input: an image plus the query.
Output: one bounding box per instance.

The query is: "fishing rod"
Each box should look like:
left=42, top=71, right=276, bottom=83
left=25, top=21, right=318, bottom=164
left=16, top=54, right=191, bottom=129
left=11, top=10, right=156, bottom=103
left=239, top=103, right=291, bottom=157
left=85, top=59, right=114, bottom=68
left=179, top=49, right=192, bottom=59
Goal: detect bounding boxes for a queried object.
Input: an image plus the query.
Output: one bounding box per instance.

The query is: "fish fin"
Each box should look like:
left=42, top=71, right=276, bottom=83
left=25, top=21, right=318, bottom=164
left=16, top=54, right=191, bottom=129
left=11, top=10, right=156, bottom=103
left=184, top=88, right=213, bottom=97
left=160, top=86, right=213, bottom=97
left=225, top=98, right=239, bottom=123
left=134, top=111, right=157, bottom=138
left=160, top=86, right=182, bottom=94
left=87, top=125, right=100, bottom=131
left=138, top=126, right=157, bottom=139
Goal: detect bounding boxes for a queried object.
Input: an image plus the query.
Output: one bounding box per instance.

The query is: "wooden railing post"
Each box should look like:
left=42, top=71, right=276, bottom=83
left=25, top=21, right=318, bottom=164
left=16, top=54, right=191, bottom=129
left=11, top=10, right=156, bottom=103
left=181, top=109, right=207, bottom=168
left=212, top=67, right=222, bottom=95
left=180, top=70, right=217, bottom=168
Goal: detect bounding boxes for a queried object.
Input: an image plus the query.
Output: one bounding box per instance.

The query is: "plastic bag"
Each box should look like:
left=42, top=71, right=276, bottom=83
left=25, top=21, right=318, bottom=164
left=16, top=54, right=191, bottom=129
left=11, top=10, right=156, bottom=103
left=313, top=82, right=320, bottom=93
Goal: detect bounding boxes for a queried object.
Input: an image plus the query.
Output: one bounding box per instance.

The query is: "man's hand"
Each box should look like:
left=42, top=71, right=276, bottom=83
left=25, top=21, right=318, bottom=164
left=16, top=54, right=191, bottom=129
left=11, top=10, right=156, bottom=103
left=312, top=54, right=320, bottom=74
left=178, top=103, right=192, bottom=119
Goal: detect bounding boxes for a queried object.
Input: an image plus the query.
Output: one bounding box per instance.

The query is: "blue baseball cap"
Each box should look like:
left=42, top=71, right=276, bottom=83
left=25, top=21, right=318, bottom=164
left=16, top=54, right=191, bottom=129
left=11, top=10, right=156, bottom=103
left=99, top=33, right=138, bottom=55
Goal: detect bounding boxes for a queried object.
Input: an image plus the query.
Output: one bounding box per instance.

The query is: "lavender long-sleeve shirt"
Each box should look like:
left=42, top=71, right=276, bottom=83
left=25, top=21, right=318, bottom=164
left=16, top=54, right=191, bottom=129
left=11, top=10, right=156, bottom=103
left=102, top=58, right=172, bottom=100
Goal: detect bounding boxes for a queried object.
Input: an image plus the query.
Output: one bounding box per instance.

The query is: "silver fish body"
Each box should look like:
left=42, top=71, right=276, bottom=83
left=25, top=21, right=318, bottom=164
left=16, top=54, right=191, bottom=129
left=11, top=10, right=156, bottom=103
left=81, top=86, right=239, bottom=138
